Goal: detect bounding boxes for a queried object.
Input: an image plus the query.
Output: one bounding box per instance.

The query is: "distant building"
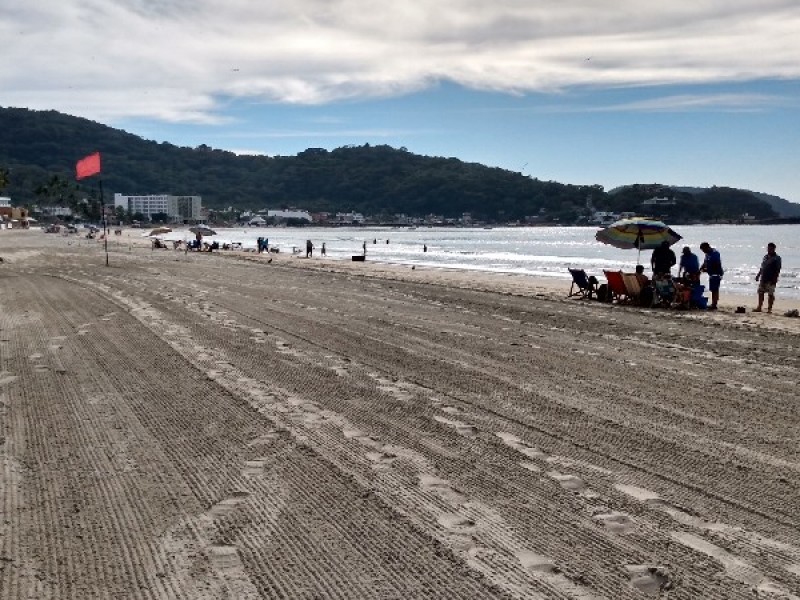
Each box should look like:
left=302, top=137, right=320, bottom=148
left=248, top=216, right=267, bottom=226
left=114, top=193, right=202, bottom=222
left=591, top=211, right=619, bottom=225
left=642, top=196, right=676, bottom=206
left=333, top=212, right=365, bottom=224
left=40, top=206, right=74, bottom=217
left=267, top=208, right=312, bottom=222
left=0, top=197, right=10, bottom=209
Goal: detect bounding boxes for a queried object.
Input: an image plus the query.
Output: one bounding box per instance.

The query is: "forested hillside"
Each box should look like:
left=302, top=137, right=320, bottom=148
left=0, top=106, right=792, bottom=223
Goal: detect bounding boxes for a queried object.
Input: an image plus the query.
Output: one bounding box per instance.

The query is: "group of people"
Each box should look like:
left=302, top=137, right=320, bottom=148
left=650, top=241, right=782, bottom=312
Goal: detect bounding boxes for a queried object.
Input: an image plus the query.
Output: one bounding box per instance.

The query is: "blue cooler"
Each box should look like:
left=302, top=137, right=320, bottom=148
left=691, top=285, right=707, bottom=309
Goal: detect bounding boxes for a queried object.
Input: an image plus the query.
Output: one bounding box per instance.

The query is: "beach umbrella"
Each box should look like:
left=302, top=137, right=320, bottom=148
left=148, top=226, right=172, bottom=236
left=595, top=217, right=681, bottom=264
left=189, top=226, right=216, bottom=236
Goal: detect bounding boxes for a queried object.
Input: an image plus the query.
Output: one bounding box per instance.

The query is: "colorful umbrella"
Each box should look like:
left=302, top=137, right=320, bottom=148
left=595, top=217, right=681, bottom=263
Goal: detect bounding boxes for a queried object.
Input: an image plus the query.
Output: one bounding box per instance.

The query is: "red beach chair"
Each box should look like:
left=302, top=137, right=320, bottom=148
left=603, top=270, right=630, bottom=303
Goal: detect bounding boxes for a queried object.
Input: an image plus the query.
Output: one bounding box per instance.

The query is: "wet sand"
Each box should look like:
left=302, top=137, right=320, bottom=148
left=1, top=228, right=799, bottom=599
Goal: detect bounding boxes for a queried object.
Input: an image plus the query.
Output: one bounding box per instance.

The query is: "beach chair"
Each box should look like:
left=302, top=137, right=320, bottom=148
left=653, top=275, right=677, bottom=307
left=603, top=270, right=629, bottom=303
left=621, top=273, right=642, bottom=300
left=567, top=268, right=597, bottom=299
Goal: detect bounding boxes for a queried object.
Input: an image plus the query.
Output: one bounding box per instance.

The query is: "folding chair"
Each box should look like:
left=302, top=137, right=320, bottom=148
left=603, top=270, right=630, bottom=303
left=567, top=268, right=597, bottom=299
left=622, top=273, right=642, bottom=300
left=653, top=275, right=677, bottom=307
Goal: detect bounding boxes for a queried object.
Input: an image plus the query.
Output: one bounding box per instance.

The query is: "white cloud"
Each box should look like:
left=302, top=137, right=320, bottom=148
left=2, top=1, right=799, bottom=122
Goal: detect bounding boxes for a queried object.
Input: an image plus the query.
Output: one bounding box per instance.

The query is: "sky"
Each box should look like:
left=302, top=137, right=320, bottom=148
left=2, top=1, right=799, bottom=203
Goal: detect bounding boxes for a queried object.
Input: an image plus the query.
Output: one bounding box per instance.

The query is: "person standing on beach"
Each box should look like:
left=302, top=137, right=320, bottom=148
left=700, top=242, right=723, bottom=310
left=650, top=241, right=676, bottom=276
left=678, top=246, right=701, bottom=283
left=306, top=239, right=313, bottom=257
left=363, top=241, right=367, bottom=255
left=754, top=242, right=781, bottom=313
left=321, top=242, right=326, bottom=256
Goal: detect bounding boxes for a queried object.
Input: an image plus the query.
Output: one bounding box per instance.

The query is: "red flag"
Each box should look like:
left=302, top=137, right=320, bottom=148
left=76, top=152, right=101, bottom=180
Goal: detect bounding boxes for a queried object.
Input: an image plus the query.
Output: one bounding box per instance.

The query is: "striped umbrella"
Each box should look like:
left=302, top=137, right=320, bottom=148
left=595, top=217, right=682, bottom=263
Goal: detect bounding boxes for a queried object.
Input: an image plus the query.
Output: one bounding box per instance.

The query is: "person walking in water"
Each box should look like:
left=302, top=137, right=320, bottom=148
left=306, top=239, right=313, bottom=257
left=700, top=242, right=724, bottom=310
left=754, top=242, right=781, bottom=313
left=362, top=241, right=367, bottom=256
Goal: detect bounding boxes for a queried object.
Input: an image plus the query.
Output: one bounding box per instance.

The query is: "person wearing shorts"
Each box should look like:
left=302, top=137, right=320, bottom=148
left=700, top=242, right=723, bottom=310
left=755, top=242, right=781, bottom=313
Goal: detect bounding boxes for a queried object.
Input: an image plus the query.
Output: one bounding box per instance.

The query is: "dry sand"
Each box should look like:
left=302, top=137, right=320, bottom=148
left=1, top=228, right=799, bottom=599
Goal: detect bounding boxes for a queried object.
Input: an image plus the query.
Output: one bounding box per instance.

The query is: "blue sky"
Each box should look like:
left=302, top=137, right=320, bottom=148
left=2, top=1, right=799, bottom=203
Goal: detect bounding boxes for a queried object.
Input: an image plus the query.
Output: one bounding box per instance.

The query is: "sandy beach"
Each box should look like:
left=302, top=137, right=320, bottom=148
left=1, top=228, right=799, bottom=599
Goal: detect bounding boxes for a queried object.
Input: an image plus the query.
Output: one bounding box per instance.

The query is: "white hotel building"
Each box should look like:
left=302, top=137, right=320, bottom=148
left=114, top=194, right=202, bottom=222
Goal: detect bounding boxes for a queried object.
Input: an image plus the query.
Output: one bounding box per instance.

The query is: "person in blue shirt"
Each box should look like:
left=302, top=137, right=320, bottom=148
left=700, top=242, right=724, bottom=310
left=678, top=246, right=701, bottom=283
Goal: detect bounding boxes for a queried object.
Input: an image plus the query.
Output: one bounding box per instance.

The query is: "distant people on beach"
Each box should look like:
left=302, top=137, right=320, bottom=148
left=755, top=242, right=781, bottom=313
left=700, top=242, right=724, bottom=310
left=306, top=239, right=313, bottom=257
left=651, top=241, right=676, bottom=276
left=423, top=244, right=427, bottom=252
left=678, top=246, right=701, bottom=283
left=321, top=242, right=326, bottom=256
left=363, top=241, right=367, bottom=255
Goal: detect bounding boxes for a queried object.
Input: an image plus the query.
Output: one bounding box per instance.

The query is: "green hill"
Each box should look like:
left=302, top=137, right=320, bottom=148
left=1, top=106, right=794, bottom=223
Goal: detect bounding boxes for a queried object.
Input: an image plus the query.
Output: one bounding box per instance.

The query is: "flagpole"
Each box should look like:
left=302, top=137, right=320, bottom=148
left=100, top=179, right=109, bottom=266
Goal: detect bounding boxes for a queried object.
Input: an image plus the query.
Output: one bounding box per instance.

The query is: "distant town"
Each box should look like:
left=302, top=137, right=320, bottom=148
left=0, top=192, right=776, bottom=231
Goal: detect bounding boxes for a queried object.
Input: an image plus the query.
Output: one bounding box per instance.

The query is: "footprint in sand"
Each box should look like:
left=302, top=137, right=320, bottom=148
left=242, top=459, right=269, bottom=476
left=246, top=431, right=282, bottom=447
left=433, top=415, right=479, bottom=437
left=437, top=513, right=477, bottom=532
left=208, top=545, right=242, bottom=570
left=419, top=475, right=467, bottom=505
left=593, top=511, right=636, bottom=534
left=516, top=551, right=558, bottom=574
left=0, top=372, right=19, bottom=387
left=625, top=565, right=671, bottom=594
left=365, top=450, right=397, bottom=467
left=496, top=432, right=547, bottom=460
left=209, top=492, right=250, bottom=517
left=547, top=471, right=598, bottom=498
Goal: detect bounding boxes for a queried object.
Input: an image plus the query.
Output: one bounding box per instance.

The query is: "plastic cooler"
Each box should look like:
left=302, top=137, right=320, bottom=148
left=691, top=285, right=708, bottom=309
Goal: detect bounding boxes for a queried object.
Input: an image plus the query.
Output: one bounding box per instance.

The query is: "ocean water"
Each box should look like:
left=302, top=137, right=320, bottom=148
left=162, top=224, right=800, bottom=300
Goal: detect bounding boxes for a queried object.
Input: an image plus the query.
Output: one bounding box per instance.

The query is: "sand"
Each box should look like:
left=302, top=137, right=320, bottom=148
left=1, top=228, right=799, bottom=599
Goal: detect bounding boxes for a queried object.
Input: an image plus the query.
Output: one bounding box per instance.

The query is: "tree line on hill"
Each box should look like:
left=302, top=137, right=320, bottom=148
left=0, top=106, right=794, bottom=224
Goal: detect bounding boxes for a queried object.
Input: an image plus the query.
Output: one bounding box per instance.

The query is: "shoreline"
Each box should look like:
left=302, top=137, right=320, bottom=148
left=3, top=227, right=800, bottom=318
